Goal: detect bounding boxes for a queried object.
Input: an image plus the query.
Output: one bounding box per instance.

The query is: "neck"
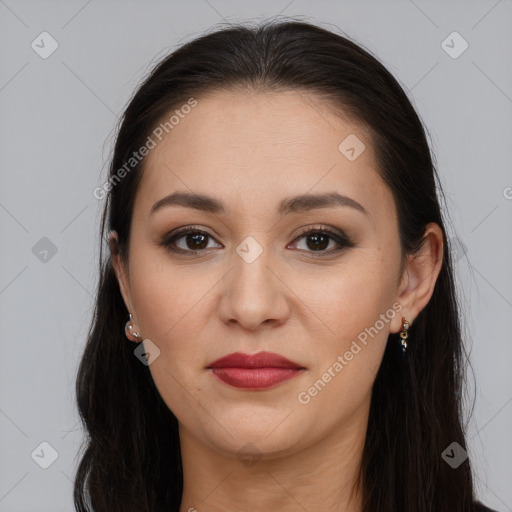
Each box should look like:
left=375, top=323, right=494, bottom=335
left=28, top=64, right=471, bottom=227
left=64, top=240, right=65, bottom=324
left=178, top=413, right=367, bottom=512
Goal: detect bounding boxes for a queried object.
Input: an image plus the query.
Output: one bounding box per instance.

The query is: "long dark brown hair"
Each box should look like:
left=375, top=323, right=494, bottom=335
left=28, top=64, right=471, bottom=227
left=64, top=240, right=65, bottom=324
left=74, top=18, right=479, bottom=512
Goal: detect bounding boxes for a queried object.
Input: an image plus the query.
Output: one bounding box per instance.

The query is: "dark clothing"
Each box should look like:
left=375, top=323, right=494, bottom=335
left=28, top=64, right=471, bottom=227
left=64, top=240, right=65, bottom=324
left=475, top=501, right=498, bottom=512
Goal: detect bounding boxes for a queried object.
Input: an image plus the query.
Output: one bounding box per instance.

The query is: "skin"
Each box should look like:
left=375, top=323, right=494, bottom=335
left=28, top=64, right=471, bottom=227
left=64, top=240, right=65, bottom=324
left=110, top=89, right=443, bottom=512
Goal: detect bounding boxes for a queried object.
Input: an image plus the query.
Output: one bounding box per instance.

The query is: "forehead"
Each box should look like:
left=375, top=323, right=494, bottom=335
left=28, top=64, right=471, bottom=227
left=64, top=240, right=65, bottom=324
left=133, top=89, right=393, bottom=223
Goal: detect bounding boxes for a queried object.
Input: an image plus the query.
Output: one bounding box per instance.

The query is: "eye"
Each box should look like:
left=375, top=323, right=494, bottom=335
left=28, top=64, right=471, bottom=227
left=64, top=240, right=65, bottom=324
left=288, top=225, right=353, bottom=255
left=160, top=224, right=354, bottom=256
left=160, top=226, right=222, bottom=254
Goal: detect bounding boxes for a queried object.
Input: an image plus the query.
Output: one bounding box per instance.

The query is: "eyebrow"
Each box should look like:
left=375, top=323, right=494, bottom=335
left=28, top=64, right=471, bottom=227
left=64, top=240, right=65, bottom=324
left=150, top=191, right=369, bottom=218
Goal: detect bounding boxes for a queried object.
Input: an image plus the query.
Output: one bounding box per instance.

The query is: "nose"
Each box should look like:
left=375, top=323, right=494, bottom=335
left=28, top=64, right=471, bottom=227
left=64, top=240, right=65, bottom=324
left=217, top=243, right=291, bottom=331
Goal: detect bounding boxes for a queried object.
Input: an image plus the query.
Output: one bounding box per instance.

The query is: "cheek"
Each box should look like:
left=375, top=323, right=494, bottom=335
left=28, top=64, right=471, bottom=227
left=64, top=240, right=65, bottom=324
left=129, top=261, right=213, bottom=417
left=130, top=248, right=213, bottom=343
left=300, top=256, right=397, bottom=396
left=296, top=284, right=392, bottom=429
left=306, top=253, right=396, bottom=337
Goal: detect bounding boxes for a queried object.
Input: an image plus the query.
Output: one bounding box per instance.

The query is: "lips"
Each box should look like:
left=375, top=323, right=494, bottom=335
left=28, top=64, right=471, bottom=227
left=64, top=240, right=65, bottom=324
left=208, top=351, right=303, bottom=370
left=207, top=351, right=305, bottom=390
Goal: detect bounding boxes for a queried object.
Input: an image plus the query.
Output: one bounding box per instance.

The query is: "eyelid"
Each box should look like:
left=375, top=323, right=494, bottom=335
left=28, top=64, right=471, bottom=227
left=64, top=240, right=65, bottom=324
left=292, top=224, right=346, bottom=240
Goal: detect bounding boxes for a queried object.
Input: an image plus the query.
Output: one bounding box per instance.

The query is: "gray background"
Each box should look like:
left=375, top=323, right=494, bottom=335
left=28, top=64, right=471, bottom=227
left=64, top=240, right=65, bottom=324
left=1, top=0, right=511, bottom=510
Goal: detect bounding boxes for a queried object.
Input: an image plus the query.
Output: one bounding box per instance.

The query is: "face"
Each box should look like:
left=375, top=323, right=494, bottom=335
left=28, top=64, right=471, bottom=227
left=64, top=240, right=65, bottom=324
left=113, top=89, right=408, bottom=460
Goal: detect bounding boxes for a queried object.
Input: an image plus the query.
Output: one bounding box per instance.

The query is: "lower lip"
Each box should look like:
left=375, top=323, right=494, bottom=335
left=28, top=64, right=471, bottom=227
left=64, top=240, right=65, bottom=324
left=209, top=368, right=303, bottom=389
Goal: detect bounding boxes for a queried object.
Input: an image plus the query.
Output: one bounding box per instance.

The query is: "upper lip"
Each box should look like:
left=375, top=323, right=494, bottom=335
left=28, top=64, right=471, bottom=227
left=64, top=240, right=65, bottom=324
left=207, top=351, right=303, bottom=369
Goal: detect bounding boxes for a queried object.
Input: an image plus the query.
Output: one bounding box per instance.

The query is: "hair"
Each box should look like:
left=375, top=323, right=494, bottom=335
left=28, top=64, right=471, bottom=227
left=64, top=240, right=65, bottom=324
left=74, top=18, right=478, bottom=512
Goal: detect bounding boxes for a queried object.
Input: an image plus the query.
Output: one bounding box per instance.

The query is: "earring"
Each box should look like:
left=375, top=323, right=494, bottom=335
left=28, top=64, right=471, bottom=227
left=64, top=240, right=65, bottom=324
left=399, top=316, right=410, bottom=353
left=125, top=313, right=142, bottom=343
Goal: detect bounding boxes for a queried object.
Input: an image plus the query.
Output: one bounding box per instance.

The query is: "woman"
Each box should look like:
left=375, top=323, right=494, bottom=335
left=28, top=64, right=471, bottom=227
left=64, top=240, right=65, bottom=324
left=74, top=19, right=497, bottom=512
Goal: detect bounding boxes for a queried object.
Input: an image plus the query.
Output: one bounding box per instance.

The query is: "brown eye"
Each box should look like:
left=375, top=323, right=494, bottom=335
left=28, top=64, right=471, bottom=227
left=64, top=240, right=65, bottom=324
left=288, top=226, right=354, bottom=255
left=160, top=225, right=354, bottom=256
left=180, top=232, right=209, bottom=250
left=300, top=232, right=331, bottom=251
left=161, top=227, right=222, bottom=254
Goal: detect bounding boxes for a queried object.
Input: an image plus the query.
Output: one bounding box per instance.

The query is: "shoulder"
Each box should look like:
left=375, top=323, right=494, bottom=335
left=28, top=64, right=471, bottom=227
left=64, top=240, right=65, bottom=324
left=474, top=501, right=499, bottom=512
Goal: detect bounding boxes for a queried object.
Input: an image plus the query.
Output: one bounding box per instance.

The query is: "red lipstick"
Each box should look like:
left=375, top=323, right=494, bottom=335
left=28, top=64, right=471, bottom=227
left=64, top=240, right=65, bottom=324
left=207, top=351, right=304, bottom=390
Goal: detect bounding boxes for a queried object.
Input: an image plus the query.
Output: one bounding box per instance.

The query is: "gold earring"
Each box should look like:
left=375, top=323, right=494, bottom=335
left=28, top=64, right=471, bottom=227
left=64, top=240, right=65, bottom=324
left=399, top=316, right=410, bottom=353
left=125, top=313, right=142, bottom=343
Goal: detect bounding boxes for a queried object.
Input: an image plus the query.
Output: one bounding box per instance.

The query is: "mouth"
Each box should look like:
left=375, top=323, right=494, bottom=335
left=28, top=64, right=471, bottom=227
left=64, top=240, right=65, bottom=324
left=206, top=351, right=305, bottom=390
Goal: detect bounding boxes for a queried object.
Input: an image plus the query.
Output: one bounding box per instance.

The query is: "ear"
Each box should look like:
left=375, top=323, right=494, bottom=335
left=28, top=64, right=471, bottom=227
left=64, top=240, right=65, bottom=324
left=109, top=230, right=135, bottom=317
left=390, top=222, right=444, bottom=333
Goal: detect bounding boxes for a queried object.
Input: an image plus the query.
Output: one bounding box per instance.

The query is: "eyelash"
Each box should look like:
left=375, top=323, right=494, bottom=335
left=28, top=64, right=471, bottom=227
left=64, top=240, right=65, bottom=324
left=159, top=224, right=354, bottom=257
